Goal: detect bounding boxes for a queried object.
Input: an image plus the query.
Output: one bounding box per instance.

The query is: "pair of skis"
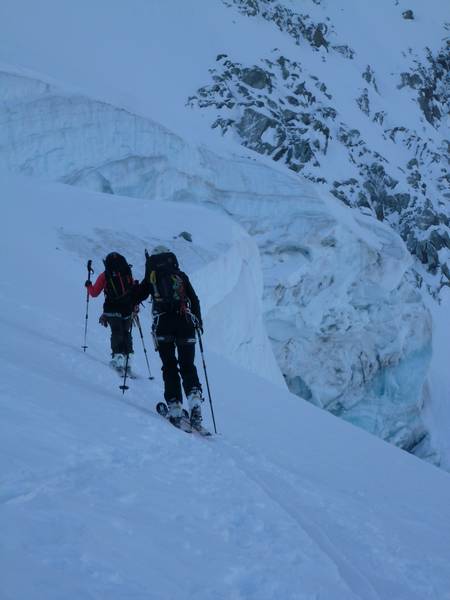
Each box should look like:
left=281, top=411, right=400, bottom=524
left=112, top=366, right=212, bottom=436
left=156, top=402, right=212, bottom=437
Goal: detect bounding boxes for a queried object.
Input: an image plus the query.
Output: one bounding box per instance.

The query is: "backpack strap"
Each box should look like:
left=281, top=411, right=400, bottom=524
left=149, top=270, right=159, bottom=298
left=107, top=276, right=119, bottom=297
left=117, top=272, right=126, bottom=295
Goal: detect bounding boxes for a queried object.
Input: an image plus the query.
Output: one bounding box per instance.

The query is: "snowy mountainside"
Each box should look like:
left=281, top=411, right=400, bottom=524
left=189, top=0, right=450, bottom=287
left=0, top=67, right=434, bottom=458
left=1, top=175, right=450, bottom=600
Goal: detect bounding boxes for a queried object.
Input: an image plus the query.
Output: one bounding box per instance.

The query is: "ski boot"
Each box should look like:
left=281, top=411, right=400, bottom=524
left=156, top=400, right=192, bottom=432
left=187, top=388, right=204, bottom=429
left=167, top=400, right=184, bottom=426
left=110, top=353, right=125, bottom=373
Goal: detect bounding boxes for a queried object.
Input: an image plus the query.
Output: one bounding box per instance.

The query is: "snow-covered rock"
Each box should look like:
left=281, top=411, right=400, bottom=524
left=189, top=29, right=450, bottom=280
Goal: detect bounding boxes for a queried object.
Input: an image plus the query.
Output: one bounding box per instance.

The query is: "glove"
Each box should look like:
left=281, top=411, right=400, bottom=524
left=99, top=314, right=108, bottom=327
left=131, top=305, right=140, bottom=322
left=196, top=318, right=204, bottom=335
left=85, top=280, right=92, bottom=288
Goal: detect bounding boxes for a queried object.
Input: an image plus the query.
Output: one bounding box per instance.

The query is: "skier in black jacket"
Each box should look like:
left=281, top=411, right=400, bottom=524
left=134, top=247, right=204, bottom=428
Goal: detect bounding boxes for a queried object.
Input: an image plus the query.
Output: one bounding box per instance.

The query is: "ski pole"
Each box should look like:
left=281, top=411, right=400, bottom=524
left=134, top=313, right=154, bottom=380
left=120, top=353, right=130, bottom=394
left=82, top=259, right=94, bottom=352
left=119, top=320, right=133, bottom=393
left=196, top=327, right=217, bottom=434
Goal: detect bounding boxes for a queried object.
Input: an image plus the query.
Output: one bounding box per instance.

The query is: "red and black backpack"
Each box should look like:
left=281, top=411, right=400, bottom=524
left=103, top=252, right=134, bottom=303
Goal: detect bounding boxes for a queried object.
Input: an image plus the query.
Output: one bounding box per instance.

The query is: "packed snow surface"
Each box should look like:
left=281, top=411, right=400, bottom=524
left=1, top=176, right=450, bottom=600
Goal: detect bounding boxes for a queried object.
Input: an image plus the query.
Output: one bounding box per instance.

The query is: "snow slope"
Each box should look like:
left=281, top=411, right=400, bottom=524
left=2, top=175, right=450, bottom=599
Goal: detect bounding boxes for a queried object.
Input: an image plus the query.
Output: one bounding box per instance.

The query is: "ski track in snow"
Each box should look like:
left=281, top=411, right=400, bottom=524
left=222, top=441, right=380, bottom=600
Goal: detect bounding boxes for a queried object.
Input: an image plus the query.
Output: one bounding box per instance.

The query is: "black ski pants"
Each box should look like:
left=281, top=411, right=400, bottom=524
left=153, top=312, right=201, bottom=404
left=106, top=314, right=133, bottom=356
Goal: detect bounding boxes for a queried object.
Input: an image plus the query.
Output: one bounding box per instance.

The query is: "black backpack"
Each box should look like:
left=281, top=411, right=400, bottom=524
left=145, top=251, right=188, bottom=312
left=103, top=252, right=134, bottom=303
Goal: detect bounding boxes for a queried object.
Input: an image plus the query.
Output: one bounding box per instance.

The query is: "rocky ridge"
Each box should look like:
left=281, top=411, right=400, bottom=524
left=189, top=0, right=450, bottom=294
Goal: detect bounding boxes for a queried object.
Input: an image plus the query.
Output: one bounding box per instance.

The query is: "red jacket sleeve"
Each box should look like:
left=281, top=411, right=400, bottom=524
left=88, top=272, right=106, bottom=297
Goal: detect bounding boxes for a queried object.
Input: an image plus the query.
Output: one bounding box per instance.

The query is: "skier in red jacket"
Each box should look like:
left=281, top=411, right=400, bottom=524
left=85, top=252, right=136, bottom=374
